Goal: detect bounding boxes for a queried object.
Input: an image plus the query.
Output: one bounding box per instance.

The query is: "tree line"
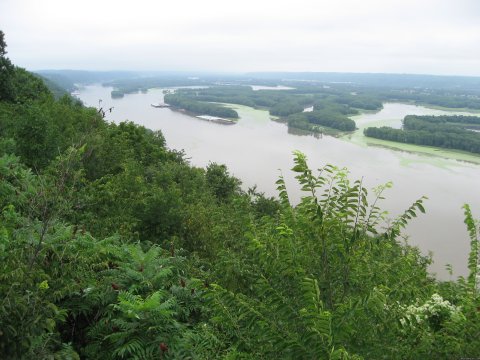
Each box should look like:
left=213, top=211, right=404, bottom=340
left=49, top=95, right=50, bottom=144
left=364, top=115, right=480, bottom=154
left=288, top=110, right=356, bottom=132
left=164, top=93, right=239, bottom=118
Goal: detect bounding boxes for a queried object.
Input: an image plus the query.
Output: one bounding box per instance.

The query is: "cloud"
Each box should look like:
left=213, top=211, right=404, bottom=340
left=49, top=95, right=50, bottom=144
left=1, top=0, right=479, bottom=75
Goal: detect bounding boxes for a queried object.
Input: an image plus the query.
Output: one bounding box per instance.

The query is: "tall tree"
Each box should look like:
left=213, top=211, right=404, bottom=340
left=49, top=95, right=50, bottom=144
left=0, top=30, right=15, bottom=101
left=0, top=30, right=7, bottom=57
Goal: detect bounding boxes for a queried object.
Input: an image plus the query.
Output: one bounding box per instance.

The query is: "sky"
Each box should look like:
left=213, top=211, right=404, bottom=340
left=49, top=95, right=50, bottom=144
left=1, top=0, right=480, bottom=76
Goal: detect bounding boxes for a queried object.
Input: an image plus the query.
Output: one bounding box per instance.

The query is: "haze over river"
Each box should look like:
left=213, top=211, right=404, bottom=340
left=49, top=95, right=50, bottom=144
left=78, top=85, right=480, bottom=279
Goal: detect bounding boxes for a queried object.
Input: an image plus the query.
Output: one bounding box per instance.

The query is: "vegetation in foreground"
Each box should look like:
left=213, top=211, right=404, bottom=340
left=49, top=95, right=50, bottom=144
left=1, top=31, right=480, bottom=359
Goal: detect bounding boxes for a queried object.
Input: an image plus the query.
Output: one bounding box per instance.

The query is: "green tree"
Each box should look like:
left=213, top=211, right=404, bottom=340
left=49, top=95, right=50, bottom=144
left=0, top=30, right=7, bottom=57
left=205, top=162, right=242, bottom=202
left=0, top=30, right=15, bottom=102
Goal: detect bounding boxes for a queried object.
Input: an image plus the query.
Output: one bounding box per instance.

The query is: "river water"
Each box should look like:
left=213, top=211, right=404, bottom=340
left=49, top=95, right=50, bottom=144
left=78, top=85, right=480, bottom=279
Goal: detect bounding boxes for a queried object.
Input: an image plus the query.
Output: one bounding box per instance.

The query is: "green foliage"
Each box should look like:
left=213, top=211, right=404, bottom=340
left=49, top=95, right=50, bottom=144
left=0, top=154, right=103, bottom=357
left=0, top=31, right=6, bottom=58
left=0, top=32, right=50, bottom=103
left=331, top=94, right=382, bottom=111
left=164, top=93, right=239, bottom=118
left=82, top=245, right=218, bottom=359
left=207, top=276, right=356, bottom=359
left=10, top=68, right=52, bottom=104
left=365, top=115, right=480, bottom=154
left=314, top=99, right=360, bottom=115
left=206, top=152, right=450, bottom=359
left=0, top=30, right=15, bottom=102
left=169, top=86, right=359, bottom=133
left=463, top=204, right=479, bottom=295
left=288, top=111, right=356, bottom=132
left=0, top=154, right=220, bottom=358
left=206, top=162, right=242, bottom=202
left=270, top=101, right=304, bottom=116
left=381, top=88, right=480, bottom=109
left=0, top=95, right=102, bottom=169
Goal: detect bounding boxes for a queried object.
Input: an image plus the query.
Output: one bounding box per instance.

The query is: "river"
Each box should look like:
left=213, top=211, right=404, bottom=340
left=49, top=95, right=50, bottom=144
left=78, top=85, right=480, bottom=279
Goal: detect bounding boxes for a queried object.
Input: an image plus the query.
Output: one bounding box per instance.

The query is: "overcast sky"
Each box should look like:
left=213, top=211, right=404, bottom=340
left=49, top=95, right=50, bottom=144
left=1, top=0, right=480, bottom=76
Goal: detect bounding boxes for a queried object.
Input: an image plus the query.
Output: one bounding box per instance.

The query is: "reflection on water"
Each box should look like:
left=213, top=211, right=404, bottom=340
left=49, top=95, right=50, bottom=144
left=79, top=85, right=480, bottom=279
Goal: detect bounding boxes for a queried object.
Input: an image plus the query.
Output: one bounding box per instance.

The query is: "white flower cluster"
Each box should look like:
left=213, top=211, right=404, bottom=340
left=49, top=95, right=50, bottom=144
left=399, top=293, right=464, bottom=328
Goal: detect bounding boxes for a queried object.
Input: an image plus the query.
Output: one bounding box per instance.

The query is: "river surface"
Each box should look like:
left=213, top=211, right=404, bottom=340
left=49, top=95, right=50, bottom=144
left=78, top=85, right=480, bottom=279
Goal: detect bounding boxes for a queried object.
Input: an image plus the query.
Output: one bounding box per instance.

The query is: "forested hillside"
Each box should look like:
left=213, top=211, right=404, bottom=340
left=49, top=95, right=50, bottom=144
left=1, top=31, right=480, bottom=359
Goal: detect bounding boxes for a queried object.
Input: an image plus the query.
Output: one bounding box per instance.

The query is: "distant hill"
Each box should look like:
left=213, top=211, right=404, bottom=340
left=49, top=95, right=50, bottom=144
left=35, top=70, right=480, bottom=99
left=35, top=73, right=72, bottom=98
left=35, top=69, right=141, bottom=86
left=247, top=72, right=480, bottom=92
